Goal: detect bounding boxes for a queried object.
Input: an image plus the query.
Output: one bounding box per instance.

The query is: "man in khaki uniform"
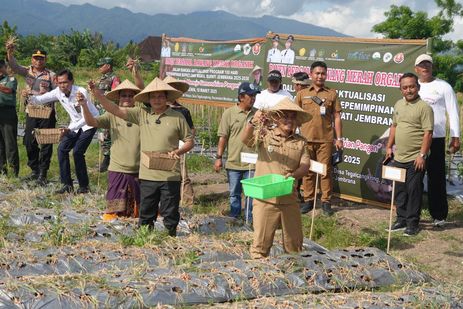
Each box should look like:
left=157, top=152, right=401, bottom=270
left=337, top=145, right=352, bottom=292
left=242, top=97, right=311, bottom=259
left=6, top=45, right=56, bottom=185
left=385, top=73, right=433, bottom=236
left=295, top=61, right=343, bottom=215
left=91, top=77, right=194, bottom=236
left=215, top=82, right=259, bottom=222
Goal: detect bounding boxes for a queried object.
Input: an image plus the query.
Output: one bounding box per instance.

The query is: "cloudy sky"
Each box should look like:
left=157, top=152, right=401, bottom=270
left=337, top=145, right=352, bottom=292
left=48, top=0, right=463, bottom=40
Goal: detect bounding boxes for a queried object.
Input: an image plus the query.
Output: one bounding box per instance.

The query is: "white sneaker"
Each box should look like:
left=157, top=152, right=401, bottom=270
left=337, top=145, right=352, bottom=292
left=433, top=219, right=446, bottom=227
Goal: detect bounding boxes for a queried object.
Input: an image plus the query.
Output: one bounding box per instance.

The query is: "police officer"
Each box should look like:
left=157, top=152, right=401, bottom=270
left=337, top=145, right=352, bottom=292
left=6, top=45, right=56, bottom=185
left=96, top=57, right=120, bottom=172
left=295, top=61, right=343, bottom=215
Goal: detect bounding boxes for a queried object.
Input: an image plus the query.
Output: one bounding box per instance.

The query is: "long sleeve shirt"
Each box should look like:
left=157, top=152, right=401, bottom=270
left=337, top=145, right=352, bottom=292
left=30, top=85, right=99, bottom=132
left=418, top=78, right=460, bottom=138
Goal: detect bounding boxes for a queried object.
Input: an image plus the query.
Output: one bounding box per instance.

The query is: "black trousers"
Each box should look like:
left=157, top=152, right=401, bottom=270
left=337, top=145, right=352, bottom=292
left=139, top=180, right=181, bottom=236
left=23, top=112, right=56, bottom=173
left=426, top=138, right=448, bottom=220
left=0, top=107, right=19, bottom=176
left=394, top=160, right=425, bottom=229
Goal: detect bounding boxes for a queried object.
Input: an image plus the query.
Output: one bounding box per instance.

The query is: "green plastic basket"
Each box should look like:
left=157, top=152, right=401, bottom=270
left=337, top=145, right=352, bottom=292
left=241, top=174, right=295, bottom=199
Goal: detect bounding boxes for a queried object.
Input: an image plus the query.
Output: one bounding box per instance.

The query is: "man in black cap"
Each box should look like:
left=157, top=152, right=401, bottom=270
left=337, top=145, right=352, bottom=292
left=215, top=82, right=259, bottom=223
left=6, top=44, right=56, bottom=185
left=281, top=35, right=295, bottom=64
left=254, top=70, right=293, bottom=110
left=267, top=34, right=282, bottom=63
left=96, top=57, right=120, bottom=172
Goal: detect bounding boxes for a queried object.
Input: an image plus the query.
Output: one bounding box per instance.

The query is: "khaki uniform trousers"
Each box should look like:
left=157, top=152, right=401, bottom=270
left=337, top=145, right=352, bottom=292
left=302, top=142, right=333, bottom=202
left=180, top=154, right=194, bottom=206
left=250, top=199, right=303, bottom=259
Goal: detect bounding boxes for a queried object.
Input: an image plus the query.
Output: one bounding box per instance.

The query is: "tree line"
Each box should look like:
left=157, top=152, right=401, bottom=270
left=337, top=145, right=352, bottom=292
left=0, top=0, right=463, bottom=92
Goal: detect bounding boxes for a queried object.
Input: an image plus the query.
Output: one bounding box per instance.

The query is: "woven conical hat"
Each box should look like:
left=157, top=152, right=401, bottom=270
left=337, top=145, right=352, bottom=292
left=134, top=77, right=182, bottom=103
left=163, top=75, right=189, bottom=93
left=105, top=79, right=141, bottom=101
left=270, top=97, right=312, bottom=124
left=250, top=65, right=262, bottom=75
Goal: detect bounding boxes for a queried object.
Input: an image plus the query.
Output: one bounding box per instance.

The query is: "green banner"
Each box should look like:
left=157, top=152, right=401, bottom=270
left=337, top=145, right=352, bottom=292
left=160, top=37, right=266, bottom=104
left=263, top=34, right=427, bottom=205
left=160, top=34, right=427, bottom=206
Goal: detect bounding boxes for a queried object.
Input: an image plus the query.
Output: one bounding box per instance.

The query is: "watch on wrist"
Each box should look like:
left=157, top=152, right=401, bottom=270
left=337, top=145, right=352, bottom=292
left=419, top=153, right=427, bottom=159
left=336, top=137, right=342, bottom=141
left=215, top=154, right=222, bottom=159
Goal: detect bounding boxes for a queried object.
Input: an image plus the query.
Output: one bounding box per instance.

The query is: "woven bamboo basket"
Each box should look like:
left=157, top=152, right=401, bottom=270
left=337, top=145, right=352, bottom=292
left=34, top=128, right=61, bottom=144
left=141, top=151, right=178, bottom=171
left=28, top=105, right=53, bottom=119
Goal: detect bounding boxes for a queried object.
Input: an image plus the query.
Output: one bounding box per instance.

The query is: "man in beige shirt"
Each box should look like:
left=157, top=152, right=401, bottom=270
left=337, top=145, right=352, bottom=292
left=215, top=82, right=259, bottom=222
left=90, top=77, right=194, bottom=236
left=385, top=72, right=434, bottom=236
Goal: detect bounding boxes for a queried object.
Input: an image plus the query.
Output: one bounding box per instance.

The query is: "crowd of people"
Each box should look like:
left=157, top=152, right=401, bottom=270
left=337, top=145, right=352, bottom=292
left=0, top=41, right=460, bottom=257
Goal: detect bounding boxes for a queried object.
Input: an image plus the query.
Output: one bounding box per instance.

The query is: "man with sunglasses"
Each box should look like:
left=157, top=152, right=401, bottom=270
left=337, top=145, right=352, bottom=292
left=6, top=44, right=56, bottom=185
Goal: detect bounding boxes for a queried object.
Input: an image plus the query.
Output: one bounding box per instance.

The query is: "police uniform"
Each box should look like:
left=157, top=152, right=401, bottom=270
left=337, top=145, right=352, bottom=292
left=8, top=49, right=56, bottom=179
left=295, top=85, right=342, bottom=204
left=245, top=128, right=309, bottom=259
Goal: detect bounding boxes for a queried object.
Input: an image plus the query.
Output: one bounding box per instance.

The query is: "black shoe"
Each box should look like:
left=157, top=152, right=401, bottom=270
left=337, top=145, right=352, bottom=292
left=36, top=171, right=48, bottom=186
left=403, top=226, right=420, bottom=236
left=76, top=186, right=90, bottom=194
left=300, top=200, right=314, bottom=214
left=321, top=202, right=334, bottom=216
left=386, top=221, right=407, bottom=232
left=99, top=155, right=110, bottom=172
left=23, top=170, right=39, bottom=181
left=55, top=185, right=73, bottom=194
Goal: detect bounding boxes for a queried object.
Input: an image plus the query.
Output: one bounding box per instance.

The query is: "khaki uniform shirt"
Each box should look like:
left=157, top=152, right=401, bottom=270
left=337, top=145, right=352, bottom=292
left=96, top=111, right=140, bottom=174
left=246, top=128, right=310, bottom=205
left=217, top=105, right=256, bottom=170
left=126, top=106, right=193, bottom=181
left=392, top=97, right=434, bottom=163
left=295, top=85, right=341, bottom=143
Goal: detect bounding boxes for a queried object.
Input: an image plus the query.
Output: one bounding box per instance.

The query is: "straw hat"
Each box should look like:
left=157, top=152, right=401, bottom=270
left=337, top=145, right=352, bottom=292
left=134, top=77, right=182, bottom=103
left=270, top=97, right=312, bottom=124
left=105, top=79, right=141, bottom=101
left=250, top=65, right=262, bottom=75
left=163, top=75, right=189, bottom=93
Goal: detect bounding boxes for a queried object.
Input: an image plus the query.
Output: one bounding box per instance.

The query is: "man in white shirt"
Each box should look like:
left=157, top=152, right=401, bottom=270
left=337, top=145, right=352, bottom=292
left=30, top=69, right=99, bottom=194
left=414, top=54, right=461, bottom=227
left=267, top=34, right=281, bottom=63
left=281, top=35, right=295, bottom=64
left=254, top=70, right=293, bottom=110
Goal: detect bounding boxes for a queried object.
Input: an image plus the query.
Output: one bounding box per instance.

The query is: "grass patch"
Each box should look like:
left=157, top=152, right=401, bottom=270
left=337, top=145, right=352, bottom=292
left=43, top=206, right=93, bottom=246
left=119, top=225, right=169, bottom=247
left=186, top=154, right=213, bottom=173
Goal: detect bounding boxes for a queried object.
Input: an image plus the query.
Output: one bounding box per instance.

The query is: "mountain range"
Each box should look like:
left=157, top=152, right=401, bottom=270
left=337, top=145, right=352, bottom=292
left=1, top=0, right=347, bottom=44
